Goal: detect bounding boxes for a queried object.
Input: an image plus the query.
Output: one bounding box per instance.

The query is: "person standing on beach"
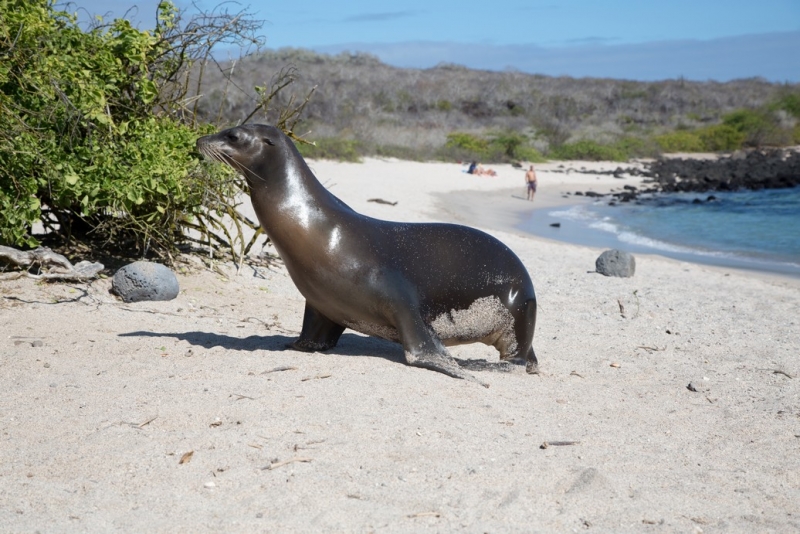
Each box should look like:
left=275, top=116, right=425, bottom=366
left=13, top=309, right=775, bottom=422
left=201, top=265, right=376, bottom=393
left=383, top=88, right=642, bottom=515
left=525, top=164, right=538, bottom=201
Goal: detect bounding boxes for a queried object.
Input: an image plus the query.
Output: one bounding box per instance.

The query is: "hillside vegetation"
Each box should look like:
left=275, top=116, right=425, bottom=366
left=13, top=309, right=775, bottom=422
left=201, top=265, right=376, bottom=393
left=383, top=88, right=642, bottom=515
left=194, top=48, right=800, bottom=162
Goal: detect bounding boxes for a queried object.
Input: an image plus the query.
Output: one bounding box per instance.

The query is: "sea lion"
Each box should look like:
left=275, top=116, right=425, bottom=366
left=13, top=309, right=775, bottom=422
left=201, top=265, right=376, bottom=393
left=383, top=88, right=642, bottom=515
left=196, top=124, right=538, bottom=384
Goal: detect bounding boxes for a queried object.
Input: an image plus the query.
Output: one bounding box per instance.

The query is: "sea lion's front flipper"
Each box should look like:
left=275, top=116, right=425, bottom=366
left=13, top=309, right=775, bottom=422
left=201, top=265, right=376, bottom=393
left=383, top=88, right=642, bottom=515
left=288, top=302, right=345, bottom=352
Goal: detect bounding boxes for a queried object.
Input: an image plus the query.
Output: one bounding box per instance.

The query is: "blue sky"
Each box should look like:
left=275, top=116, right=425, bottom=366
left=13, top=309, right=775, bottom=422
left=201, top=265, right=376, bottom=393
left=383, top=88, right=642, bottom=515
left=63, top=1, right=800, bottom=82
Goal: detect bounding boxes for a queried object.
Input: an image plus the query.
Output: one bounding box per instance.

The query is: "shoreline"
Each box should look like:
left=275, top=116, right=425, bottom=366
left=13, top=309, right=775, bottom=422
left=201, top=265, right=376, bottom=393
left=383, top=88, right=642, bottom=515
left=436, top=187, right=800, bottom=280
left=432, top=170, right=800, bottom=280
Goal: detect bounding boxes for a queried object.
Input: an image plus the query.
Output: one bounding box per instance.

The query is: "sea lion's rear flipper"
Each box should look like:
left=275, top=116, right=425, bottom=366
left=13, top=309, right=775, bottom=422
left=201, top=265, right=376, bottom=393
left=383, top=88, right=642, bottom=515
left=499, top=297, right=538, bottom=374
left=394, top=306, right=488, bottom=387
left=287, top=302, right=345, bottom=352
left=406, top=351, right=488, bottom=387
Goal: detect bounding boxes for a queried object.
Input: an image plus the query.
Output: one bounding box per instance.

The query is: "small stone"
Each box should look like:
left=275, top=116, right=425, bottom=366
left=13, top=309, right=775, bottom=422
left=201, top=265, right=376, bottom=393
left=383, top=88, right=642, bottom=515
left=32, top=340, right=43, bottom=347
left=610, top=362, right=621, bottom=368
left=43, top=363, right=50, bottom=368
left=595, top=249, right=636, bottom=277
left=687, top=382, right=709, bottom=393
left=204, top=481, right=216, bottom=488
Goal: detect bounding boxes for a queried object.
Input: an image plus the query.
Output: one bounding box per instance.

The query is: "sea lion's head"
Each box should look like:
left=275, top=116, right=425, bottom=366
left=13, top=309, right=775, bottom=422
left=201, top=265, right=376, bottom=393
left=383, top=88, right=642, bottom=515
left=196, top=124, right=289, bottom=183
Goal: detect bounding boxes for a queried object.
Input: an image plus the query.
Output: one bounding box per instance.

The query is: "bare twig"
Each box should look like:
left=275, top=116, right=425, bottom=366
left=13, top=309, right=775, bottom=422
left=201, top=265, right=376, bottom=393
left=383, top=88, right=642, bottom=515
left=262, top=457, right=312, bottom=470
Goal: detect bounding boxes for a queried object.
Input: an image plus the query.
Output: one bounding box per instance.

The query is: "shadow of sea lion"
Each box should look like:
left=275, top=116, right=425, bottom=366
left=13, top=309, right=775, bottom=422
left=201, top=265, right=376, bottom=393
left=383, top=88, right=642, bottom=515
left=118, top=331, right=406, bottom=364
left=118, top=330, right=519, bottom=372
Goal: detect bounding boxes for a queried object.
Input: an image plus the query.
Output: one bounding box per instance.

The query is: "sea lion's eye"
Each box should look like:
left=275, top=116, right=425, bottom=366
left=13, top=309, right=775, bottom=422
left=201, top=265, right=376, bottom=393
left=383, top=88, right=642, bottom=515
left=227, top=133, right=239, bottom=142
left=263, top=138, right=275, bottom=146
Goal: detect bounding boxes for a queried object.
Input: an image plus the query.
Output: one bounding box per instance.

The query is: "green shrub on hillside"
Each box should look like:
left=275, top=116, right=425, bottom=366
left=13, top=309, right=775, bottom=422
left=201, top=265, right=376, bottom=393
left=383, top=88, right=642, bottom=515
left=488, top=131, right=528, bottom=159
left=513, top=146, right=547, bottom=163
left=696, top=124, right=746, bottom=151
left=655, top=131, right=706, bottom=153
left=445, top=132, right=490, bottom=155
left=770, top=92, right=800, bottom=118
left=441, top=131, right=544, bottom=162
left=613, top=136, right=661, bottom=158
left=655, top=124, right=746, bottom=153
left=722, top=108, right=785, bottom=147
left=550, top=140, right=627, bottom=161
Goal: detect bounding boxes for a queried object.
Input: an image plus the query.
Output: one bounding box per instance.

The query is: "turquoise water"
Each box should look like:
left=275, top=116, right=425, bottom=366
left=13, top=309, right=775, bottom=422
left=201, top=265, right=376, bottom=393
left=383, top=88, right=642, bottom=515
left=520, top=187, right=800, bottom=276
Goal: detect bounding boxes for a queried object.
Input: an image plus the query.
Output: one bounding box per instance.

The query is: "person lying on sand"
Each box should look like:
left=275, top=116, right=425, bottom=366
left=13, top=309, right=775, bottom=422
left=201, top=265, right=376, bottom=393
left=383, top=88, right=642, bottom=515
left=467, top=161, right=497, bottom=177
left=477, top=163, right=497, bottom=177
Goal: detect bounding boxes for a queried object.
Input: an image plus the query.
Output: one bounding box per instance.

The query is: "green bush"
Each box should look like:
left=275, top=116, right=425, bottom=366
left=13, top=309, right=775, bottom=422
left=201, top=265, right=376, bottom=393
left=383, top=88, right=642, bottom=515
left=655, top=124, right=747, bottom=153
left=0, top=0, right=284, bottom=261
left=441, top=130, right=544, bottom=162
left=722, top=108, right=783, bottom=147
left=513, top=146, right=547, bottom=163
left=770, top=92, right=800, bottom=118
left=445, top=132, right=490, bottom=155
left=655, top=131, right=705, bottom=153
left=696, top=124, right=746, bottom=151
left=488, top=131, right=528, bottom=159
left=613, top=136, right=660, bottom=158
left=550, top=140, right=627, bottom=161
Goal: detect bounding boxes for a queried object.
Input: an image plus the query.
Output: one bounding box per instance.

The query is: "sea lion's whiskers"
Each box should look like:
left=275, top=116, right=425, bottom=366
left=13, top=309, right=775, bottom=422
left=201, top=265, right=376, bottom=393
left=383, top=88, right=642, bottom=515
left=199, top=146, right=266, bottom=184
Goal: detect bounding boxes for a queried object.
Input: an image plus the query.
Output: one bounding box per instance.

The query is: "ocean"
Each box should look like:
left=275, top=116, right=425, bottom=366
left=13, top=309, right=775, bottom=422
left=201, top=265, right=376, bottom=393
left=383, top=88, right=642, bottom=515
left=520, top=186, right=800, bottom=277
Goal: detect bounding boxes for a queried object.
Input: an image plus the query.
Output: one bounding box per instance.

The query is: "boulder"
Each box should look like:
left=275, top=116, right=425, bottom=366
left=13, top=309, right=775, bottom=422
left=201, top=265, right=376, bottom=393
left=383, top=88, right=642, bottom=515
left=596, top=250, right=636, bottom=278
left=112, top=261, right=180, bottom=302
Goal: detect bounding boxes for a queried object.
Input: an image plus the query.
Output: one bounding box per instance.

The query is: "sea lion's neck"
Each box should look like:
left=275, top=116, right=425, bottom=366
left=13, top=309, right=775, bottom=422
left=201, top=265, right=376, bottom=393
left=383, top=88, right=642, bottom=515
left=249, top=154, right=353, bottom=251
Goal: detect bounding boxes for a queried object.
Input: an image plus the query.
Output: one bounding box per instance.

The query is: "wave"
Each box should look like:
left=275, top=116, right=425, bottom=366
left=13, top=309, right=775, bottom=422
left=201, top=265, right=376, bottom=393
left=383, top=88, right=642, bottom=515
left=545, top=204, right=800, bottom=273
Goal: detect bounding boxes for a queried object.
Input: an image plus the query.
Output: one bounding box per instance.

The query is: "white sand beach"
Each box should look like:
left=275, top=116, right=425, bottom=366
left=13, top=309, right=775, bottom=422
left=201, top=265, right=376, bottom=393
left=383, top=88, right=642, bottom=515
left=2, top=157, right=799, bottom=532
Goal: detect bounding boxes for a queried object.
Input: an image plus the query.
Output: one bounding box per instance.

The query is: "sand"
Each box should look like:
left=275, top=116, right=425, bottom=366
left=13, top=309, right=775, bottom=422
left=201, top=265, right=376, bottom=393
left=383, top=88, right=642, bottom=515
left=2, top=157, right=799, bottom=532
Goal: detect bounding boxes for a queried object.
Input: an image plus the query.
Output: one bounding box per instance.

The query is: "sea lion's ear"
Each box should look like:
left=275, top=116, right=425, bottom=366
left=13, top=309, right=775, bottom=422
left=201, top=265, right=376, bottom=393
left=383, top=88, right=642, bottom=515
left=262, top=137, right=275, bottom=146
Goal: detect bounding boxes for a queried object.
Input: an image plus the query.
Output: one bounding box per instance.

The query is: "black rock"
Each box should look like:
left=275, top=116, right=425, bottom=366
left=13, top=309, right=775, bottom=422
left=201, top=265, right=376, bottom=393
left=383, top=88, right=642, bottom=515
left=595, top=250, right=636, bottom=278
left=564, top=150, right=800, bottom=198
left=647, top=149, right=800, bottom=193
left=112, top=261, right=180, bottom=303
